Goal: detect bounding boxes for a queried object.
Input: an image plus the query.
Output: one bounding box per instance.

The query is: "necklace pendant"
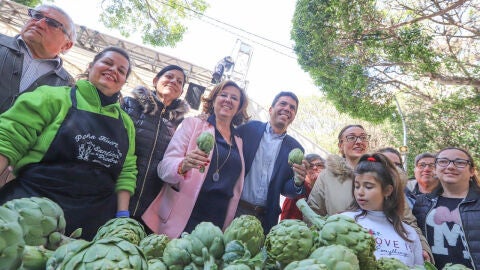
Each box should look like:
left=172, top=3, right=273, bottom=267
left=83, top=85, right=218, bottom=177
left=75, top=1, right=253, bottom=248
left=213, top=172, right=220, bottom=182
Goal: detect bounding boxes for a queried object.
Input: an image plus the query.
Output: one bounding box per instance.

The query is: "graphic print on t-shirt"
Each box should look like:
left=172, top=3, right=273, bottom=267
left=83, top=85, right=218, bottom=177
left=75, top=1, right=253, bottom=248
left=368, top=228, right=413, bottom=259
left=425, top=197, right=472, bottom=268
left=426, top=207, right=466, bottom=256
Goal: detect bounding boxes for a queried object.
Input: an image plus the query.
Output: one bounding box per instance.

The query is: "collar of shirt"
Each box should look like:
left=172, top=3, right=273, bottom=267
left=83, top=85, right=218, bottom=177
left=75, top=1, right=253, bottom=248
left=265, top=121, right=287, bottom=139
left=17, top=36, right=62, bottom=69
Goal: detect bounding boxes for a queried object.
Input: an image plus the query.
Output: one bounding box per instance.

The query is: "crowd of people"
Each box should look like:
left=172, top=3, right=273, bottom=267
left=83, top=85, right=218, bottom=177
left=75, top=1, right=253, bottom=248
left=0, top=4, right=478, bottom=269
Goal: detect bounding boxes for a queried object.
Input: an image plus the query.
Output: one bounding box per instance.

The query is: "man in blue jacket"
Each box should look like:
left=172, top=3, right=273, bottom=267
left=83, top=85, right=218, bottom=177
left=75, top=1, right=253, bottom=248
left=236, top=91, right=306, bottom=233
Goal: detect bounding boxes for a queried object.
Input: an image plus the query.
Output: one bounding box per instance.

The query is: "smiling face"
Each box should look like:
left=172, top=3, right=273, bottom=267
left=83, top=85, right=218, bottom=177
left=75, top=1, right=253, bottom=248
left=435, top=149, right=474, bottom=189
left=414, top=157, right=437, bottom=188
left=338, top=126, right=369, bottom=162
left=21, top=6, right=73, bottom=59
left=87, top=51, right=129, bottom=97
left=213, top=85, right=241, bottom=122
left=153, top=69, right=185, bottom=106
left=354, top=172, right=392, bottom=211
left=269, top=96, right=297, bottom=134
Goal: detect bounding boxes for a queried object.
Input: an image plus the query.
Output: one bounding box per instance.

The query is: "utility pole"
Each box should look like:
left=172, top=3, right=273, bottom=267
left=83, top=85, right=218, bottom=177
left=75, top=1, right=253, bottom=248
left=394, top=95, right=408, bottom=171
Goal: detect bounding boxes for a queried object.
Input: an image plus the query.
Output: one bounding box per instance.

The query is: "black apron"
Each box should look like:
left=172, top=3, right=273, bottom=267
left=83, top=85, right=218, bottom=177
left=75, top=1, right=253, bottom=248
left=0, top=87, right=129, bottom=240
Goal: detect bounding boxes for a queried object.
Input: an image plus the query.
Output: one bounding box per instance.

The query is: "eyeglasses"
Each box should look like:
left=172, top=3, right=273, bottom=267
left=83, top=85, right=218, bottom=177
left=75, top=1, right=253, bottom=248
left=309, top=162, right=324, bottom=169
left=27, top=9, right=70, bottom=39
left=343, top=135, right=370, bottom=143
left=435, top=158, right=471, bottom=168
left=417, top=163, right=435, bottom=169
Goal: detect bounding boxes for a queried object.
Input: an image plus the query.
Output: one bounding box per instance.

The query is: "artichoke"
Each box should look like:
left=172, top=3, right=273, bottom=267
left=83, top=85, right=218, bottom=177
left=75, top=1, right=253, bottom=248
left=375, top=257, right=409, bottom=269
left=148, top=258, right=168, bottom=270
left=288, top=148, right=304, bottom=165
left=45, top=239, right=91, bottom=270
left=442, top=264, right=473, bottom=270
left=19, top=245, right=53, bottom=270
left=223, top=240, right=252, bottom=265
left=3, top=197, right=66, bottom=247
left=139, top=233, right=170, bottom=260
left=224, top=215, right=265, bottom=256
left=93, top=217, right=147, bottom=246
left=223, top=264, right=251, bottom=270
left=264, top=219, right=314, bottom=267
left=309, top=244, right=360, bottom=270
left=163, top=237, right=194, bottom=270
left=284, top=258, right=329, bottom=270
left=297, top=198, right=376, bottom=270
left=222, top=240, right=266, bottom=270
left=288, top=148, right=304, bottom=185
left=182, top=221, right=224, bottom=268
left=196, top=131, right=214, bottom=172
left=50, top=237, right=147, bottom=269
left=0, top=206, right=25, bottom=270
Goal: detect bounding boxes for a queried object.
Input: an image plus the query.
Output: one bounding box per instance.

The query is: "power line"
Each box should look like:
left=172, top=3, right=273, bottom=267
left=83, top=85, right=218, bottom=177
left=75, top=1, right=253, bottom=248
left=158, top=0, right=298, bottom=59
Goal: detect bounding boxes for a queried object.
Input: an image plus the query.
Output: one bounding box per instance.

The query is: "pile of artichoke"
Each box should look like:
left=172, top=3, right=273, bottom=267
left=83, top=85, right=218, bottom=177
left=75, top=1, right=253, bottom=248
left=0, top=196, right=473, bottom=269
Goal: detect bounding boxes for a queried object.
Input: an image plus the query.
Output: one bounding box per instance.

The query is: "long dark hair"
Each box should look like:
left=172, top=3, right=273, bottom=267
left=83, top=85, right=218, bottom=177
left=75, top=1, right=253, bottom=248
left=350, top=152, right=411, bottom=242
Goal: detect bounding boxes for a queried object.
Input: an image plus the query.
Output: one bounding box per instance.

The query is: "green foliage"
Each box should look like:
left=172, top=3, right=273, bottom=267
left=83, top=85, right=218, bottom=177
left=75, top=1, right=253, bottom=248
left=12, top=0, right=46, bottom=7
left=291, top=0, right=480, bottom=123
left=393, top=92, right=480, bottom=175
left=99, top=0, right=208, bottom=47
left=291, top=0, right=479, bottom=165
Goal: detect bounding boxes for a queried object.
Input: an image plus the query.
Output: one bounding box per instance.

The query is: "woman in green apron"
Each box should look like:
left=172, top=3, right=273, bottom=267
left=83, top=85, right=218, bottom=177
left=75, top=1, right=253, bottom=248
left=0, top=46, right=137, bottom=240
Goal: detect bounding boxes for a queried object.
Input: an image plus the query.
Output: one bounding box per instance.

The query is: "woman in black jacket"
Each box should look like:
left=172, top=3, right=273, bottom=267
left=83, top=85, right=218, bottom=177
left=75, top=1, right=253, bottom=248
left=413, top=147, right=480, bottom=269
left=122, top=65, right=189, bottom=226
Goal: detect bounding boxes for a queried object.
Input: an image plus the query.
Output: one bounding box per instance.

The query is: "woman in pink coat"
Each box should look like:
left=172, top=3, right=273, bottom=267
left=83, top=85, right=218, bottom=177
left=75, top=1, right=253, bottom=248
left=142, top=80, right=250, bottom=238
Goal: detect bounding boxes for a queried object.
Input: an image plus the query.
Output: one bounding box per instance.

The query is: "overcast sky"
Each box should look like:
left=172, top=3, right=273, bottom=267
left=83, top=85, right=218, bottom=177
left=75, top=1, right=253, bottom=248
left=51, top=0, right=321, bottom=106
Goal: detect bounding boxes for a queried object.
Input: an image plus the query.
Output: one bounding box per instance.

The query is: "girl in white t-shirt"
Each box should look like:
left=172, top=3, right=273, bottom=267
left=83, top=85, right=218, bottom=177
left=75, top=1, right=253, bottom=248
left=341, top=153, right=424, bottom=267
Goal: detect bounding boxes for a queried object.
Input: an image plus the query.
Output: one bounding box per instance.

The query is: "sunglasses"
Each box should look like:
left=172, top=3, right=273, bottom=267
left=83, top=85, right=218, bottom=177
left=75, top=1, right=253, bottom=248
left=27, top=9, right=70, bottom=39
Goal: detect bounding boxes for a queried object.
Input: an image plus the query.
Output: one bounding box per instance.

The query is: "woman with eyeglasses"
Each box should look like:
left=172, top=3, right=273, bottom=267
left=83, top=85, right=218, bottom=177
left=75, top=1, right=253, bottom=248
left=308, top=124, right=370, bottom=216
left=413, top=147, right=480, bottom=269
left=307, top=125, right=433, bottom=262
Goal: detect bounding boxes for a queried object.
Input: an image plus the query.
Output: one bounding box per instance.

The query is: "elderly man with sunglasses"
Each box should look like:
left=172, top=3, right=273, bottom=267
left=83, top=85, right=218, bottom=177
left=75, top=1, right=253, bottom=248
left=0, top=4, right=76, bottom=114
left=0, top=4, right=75, bottom=183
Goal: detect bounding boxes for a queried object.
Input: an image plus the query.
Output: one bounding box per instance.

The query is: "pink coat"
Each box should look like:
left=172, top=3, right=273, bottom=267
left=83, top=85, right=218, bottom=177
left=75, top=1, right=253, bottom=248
left=142, top=117, right=245, bottom=238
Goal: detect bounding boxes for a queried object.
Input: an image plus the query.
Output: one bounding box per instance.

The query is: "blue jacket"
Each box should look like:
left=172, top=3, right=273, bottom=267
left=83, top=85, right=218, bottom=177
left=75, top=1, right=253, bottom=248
left=237, top=120, right=305, bottom=233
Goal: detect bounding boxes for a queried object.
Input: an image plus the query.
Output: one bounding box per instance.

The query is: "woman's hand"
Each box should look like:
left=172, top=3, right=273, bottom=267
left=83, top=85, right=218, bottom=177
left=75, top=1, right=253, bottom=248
left=180, top=149, right=210, bottom=173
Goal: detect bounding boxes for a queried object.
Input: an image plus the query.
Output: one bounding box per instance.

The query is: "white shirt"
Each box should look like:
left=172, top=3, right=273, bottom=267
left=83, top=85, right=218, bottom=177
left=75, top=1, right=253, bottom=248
left=340, top=210, right=424, bottom=267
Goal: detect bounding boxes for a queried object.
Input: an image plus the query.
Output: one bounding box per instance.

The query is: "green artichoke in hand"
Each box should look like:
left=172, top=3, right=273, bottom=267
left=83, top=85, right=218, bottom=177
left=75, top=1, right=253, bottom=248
left=196, top=131, right=215, bottom=173
left=288, top=148, right=304, bottom=186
